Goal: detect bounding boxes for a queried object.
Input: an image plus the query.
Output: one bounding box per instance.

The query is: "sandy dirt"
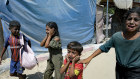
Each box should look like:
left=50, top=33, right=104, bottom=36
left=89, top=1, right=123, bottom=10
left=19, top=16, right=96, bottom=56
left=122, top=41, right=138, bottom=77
left=0, top=44, right=116, bottom=79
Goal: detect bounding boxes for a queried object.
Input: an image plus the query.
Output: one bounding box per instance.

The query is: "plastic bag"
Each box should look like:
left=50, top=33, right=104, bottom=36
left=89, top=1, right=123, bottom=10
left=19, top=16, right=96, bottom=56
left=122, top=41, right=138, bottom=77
left=19, top=34, right=37, bottom=70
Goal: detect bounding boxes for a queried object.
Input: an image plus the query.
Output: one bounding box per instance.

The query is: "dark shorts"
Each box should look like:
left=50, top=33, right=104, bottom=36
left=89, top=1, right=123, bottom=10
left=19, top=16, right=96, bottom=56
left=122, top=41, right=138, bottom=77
left=10, top=60, right=24, bottom=74
left=116, top=63, right=140, bottom=79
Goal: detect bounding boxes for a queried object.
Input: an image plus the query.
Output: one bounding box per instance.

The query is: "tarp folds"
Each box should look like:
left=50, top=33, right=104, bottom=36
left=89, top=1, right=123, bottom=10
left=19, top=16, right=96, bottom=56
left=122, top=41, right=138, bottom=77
left=0, top=0, right=96, bottom=54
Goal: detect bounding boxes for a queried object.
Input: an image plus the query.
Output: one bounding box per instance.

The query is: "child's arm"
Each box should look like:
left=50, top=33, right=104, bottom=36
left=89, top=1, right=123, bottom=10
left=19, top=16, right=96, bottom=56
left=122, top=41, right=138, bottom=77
left=44, top=28, right=54, bottom=48
left=23, top=34, right=31, bottom=47
left=0, top=47, right=7, bottom=65
left=28, top=40, right=31, bottom=47
left=0, top=36, right=9, bottom=65
left=60, top=55, right=70, bottom=74
left=78, top=49, right=102, bottom=66
left=44, top=34, right=52, bottom=48
left=60, top=61, right=70, bottom=74
left=40, top=35, right=48, bottom=47
left=69, top=56, right=80, bottom=77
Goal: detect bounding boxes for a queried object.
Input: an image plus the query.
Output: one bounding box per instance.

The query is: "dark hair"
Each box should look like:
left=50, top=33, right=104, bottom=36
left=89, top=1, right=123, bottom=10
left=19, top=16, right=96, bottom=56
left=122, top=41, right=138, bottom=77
left=46, top=21, right=59, bottom=36
left=67, top=41, right=83, bottom=55
left=123, top=7, right=140, bottom=21
left=9, top=20, right=21, bottom=29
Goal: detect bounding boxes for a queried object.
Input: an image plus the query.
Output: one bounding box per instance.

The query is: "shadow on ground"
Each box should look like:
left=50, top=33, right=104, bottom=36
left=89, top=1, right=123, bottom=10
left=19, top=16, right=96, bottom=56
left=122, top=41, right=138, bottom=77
left=26, top=72, right=43, bottom=79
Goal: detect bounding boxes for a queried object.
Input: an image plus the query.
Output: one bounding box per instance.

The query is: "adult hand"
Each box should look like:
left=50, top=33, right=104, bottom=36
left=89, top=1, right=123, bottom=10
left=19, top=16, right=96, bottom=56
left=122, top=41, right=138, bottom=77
left=78, top=59, right=90, bottom=69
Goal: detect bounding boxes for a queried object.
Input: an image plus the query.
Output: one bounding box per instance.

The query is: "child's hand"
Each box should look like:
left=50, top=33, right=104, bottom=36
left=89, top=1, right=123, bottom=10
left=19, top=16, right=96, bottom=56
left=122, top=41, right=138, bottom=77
left=66, top=54, right=70, bottom=63
left=49, top=28, right=55, bottom=36
left=84, top=62, right=90, bottom=69
left=72, top=56, right=80, bottom=63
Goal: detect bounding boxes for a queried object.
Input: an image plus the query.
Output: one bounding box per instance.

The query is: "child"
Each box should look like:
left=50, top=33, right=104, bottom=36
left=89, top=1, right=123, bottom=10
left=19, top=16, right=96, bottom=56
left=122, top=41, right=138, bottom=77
left=60, top=41, right=83, bottom=79
left=40, top=22, right=63, bottom=79
left=79, top=7, right=140, bottom=79
left=0, top=20, right=31, bottom=79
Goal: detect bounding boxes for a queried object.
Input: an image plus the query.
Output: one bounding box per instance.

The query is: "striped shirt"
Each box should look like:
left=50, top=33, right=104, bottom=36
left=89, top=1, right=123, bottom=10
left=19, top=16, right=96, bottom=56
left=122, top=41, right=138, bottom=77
left=4, top=34, right=29, bottom=61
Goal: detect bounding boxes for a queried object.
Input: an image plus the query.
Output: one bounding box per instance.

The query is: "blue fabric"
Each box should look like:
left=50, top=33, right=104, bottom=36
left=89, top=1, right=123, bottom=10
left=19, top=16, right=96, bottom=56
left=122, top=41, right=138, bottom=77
left=10, top=60, right=24, bottom=74
left=0, top=0, right=96, bottom=54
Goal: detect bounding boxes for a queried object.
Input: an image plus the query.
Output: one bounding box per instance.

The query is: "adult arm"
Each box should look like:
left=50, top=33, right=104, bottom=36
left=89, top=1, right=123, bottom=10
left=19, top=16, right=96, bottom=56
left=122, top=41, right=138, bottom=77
left=78, top=49, right=102, bottom=65
left=78, top=35, right=114, bottom=66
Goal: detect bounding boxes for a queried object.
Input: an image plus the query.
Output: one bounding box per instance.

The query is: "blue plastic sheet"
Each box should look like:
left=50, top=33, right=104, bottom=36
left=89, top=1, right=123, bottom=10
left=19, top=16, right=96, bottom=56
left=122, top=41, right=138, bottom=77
left=0, top=0, right=96, bottom=53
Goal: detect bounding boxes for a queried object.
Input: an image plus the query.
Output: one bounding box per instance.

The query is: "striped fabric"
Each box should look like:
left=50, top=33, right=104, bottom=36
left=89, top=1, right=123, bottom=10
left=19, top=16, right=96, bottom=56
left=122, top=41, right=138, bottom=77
left=8, top=35, right=21, bottom=61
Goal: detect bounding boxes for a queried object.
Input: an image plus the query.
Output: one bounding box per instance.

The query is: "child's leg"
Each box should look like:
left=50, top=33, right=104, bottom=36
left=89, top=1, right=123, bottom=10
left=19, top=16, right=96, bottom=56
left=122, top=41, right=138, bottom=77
left=52, top=54, right=63, bottom=79
left=10, top=60, right=18, bottom=77
left=44, top=59, right=54, bottom=79
left=16, top=61, right=26, bottom=79
left=10, top=72, right=17, bottom=76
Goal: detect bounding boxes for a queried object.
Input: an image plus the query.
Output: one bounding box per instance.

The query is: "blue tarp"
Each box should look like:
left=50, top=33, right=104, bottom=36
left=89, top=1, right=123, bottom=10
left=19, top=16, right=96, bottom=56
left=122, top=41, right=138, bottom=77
left=0, top=0, right=96, bottom=54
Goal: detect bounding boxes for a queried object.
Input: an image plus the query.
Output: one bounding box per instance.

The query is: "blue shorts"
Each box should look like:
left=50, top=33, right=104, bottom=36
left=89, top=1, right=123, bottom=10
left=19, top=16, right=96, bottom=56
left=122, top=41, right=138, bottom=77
left=10, top=60, right=24, bottom=74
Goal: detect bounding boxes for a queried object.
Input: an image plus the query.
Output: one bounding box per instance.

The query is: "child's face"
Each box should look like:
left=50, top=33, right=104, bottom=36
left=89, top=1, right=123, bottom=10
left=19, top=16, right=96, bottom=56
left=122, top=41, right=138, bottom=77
left=125, top=13, right=140, bottom=32
left=46, top=26, right=51, bottom=34
left=67, top=49, right=79, bottom=61
left=10, top=26, right=20, bottom=36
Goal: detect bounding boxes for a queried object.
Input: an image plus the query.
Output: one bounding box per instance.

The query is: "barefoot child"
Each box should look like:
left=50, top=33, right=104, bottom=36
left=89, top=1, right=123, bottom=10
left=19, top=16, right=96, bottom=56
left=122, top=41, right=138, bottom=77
left=79, top=7, right=140, bottom=79
left=40, top=22, right=63, bottom=79
left=60, top=41, right=83, bottom=79
left=0, top=20, right=31, bottom=79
